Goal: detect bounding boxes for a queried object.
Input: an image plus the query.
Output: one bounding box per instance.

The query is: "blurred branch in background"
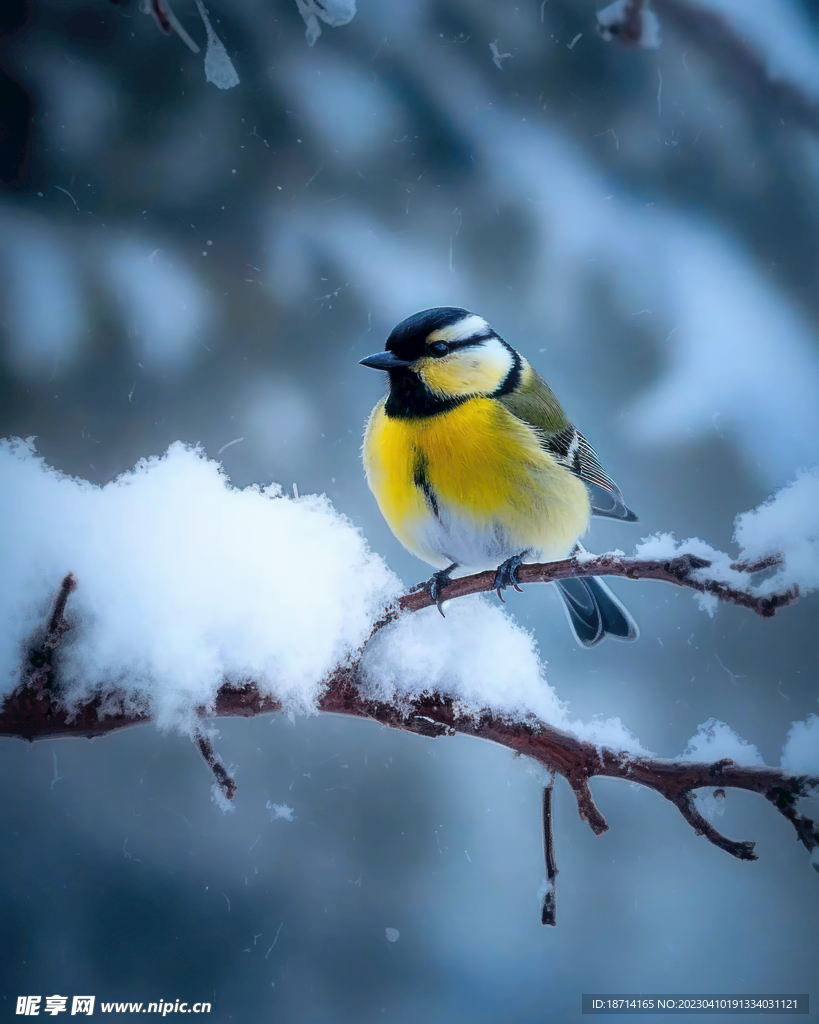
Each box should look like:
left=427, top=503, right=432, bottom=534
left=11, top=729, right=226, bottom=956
left=3, top=0, right=819, bottom=500
left=653, top=0, right=819, bottom=135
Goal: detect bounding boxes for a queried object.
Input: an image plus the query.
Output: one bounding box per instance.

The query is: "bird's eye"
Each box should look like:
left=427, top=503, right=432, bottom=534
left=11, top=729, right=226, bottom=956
left=428, top=341, right=449, bottom=357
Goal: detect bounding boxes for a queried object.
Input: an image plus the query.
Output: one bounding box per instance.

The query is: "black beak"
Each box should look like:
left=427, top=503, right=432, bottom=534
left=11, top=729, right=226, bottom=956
left=359, top=350, right=413, bottom=371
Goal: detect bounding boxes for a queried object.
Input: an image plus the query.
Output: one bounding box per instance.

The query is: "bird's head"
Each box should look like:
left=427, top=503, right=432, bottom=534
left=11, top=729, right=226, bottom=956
left=360, top=307, right=520, bottom=406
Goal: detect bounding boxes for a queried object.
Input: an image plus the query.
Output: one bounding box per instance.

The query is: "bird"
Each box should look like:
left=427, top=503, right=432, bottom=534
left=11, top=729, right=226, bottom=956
left=360, top=306, right=639, bottom=647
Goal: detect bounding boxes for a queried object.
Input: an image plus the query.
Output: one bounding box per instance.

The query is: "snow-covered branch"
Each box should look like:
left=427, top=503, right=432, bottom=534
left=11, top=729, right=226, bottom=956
left=2, top=561, right=817, bottom=922
left=2, top=440, right=819, bottom=920
left=384, top=549, right=797, bottom=624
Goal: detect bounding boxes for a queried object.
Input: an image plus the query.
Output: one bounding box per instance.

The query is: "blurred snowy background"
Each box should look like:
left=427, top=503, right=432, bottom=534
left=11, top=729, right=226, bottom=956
left=1, top=0, right=818, bottom=1020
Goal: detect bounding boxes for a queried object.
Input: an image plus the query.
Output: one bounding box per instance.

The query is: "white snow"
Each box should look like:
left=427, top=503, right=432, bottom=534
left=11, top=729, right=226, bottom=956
left=679, top=719, right=763, bottom=766
left=0, top=439, right=399, bottom=731
left=536, top=878, right=555, bottom=904
left=211, top=782, right=235, bottom=813
left=780, top=715, right=819, bottom=776
left=634, top=532, right=736, bottom=616
left=361, top=598, right=653, bottom=756
left=733, top=469, right=819, bottom=594
left=267, top=801, right=296, bottom=821
left=195, top=0, right=239, bottom=90
left=633, top=470, right=819, bottom=615
left=295, top=0, right=356, bottom=46
left=695, top=789, right=726, bottom=820
left=1, top=440, right=814, bottom=771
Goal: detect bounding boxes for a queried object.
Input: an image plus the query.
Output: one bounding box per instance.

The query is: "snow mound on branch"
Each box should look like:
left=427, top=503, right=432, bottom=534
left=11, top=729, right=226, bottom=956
left=3, top=441, right=814, bottom=766
left=0, top=439, right=648, bottom=752
left=634, top=469, right=819, bottom=615
left=0, top=439, right=399, bottom=731
left=733, top=469, right=819, bottom=593
left=679, top=719, right=763, bottom=766
left=360, top=599, right=653, bottom=756
left=781, top=715, right=819, bottom=776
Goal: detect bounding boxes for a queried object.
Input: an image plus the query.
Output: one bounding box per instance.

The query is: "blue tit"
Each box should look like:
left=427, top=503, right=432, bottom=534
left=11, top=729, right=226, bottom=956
left=360, top=307, right=639, bottom=647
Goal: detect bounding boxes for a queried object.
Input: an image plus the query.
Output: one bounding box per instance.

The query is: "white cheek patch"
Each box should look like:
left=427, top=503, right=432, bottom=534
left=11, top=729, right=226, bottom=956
left=473, top=336, right=514, bottom=382
left=420, top=336, right=515, bottom=397
left=428, top=314, right=491, bottom=344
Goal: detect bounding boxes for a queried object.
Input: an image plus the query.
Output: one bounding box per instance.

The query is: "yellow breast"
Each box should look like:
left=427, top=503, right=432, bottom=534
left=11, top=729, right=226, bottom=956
left=363, top=397, right=590, bottom=570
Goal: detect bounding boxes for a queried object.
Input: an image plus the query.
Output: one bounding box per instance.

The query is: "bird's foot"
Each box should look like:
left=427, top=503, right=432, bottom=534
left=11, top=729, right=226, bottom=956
left=419, top=564, right=457, bottom=617
left=493, top=553, right=525, bottom=603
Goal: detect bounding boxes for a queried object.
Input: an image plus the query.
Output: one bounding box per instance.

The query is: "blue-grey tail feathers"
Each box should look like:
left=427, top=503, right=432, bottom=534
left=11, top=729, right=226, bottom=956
left=585, top=481, right=639, bottom=523
left=555, top=576, right=639, bottom=648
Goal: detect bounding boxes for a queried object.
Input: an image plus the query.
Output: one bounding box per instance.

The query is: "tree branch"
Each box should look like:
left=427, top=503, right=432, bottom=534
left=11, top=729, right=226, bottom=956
left=22, top=572, right=77, bottom=698
left=1, top=551, right=816, bottom=893
left=193, top=726, right=237, bottom=803
left=540, top=776, right=558, bottom=927
left=673, top=788, right=756, bottom=861
left=605, top=0, right=819, bottom=137
left=663, top=0, right=819, bottom=132
left=377, top=549, right=798, bottom=633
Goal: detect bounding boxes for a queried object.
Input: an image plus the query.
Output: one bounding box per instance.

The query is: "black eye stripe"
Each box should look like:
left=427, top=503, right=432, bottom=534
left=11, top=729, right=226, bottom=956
left=426, top=331, right=497, bottom=355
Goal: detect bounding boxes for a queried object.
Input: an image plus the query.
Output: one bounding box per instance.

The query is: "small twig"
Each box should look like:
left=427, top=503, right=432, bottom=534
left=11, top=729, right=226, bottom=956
left=729, top=555, right=783, bottom=573
left=146, top=0, right=200, bottom=52
left=566, top=774, right=609, bottom=836
left=674, top=791, right=757, bottom=861
left=765, top=786, right=819, bottom=857
left=193, top=727, right=237, bottom=802
left=22, top=573, right=78, bottom=697
left=540, top=776, right=558, bottom=926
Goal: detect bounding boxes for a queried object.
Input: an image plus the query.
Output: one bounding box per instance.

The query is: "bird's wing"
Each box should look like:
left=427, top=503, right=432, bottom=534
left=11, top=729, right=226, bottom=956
left=499, top=365, right=638, bottom=522
left=543, top=423, right=638, bottom=521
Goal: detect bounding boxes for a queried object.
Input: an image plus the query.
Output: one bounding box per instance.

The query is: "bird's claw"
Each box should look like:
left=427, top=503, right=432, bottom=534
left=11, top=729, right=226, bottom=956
left=493, top=554, right=525, bottom=603
left=421, top=566, right=456, bottom=617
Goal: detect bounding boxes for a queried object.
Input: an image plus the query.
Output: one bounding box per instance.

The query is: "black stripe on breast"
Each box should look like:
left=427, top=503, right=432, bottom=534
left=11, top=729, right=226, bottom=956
left=413, top=452, right=440, bottom=519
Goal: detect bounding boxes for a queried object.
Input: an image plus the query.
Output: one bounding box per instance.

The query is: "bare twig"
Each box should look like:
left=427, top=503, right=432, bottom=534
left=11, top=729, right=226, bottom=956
left=566, top=774, right=609, bottom=836
left=21, top=572, right=77, bottom=697
left=540, top=776, right=558, bottom=926
left=674, top=790, right=757, bottom=861
left=193, top=727, right=237, bottom=802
